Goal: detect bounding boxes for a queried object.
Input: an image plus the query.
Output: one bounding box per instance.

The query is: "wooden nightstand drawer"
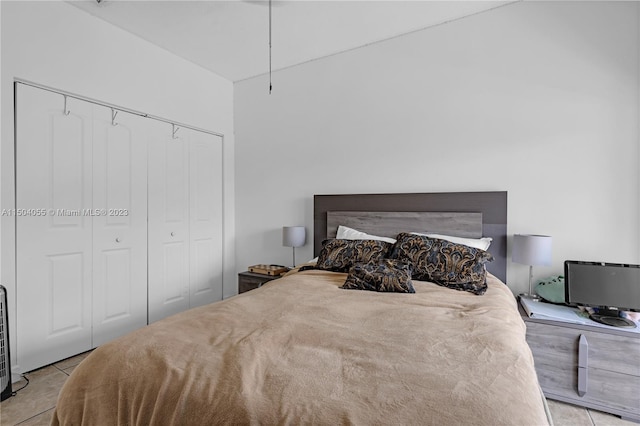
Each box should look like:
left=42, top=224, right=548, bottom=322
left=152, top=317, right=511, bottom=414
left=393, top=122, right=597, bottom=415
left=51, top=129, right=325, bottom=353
left=238, top=271, right=279, bottom=294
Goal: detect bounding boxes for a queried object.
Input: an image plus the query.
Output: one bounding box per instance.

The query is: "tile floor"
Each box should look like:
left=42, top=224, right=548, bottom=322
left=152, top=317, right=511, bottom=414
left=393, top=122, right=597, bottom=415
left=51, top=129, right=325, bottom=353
left=0, top=352, right=91, bottom=426
left=0, top=352, right=637, bottom=425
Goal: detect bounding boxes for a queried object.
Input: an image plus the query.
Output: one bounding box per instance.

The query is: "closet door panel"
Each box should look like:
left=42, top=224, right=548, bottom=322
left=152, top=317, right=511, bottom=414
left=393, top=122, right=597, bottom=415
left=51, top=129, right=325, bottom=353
left=16, top=85, right=93, bottom=372
left=189, top=131, right=223, bottom=307
left=49, top=116, right=85, bottom=228
left=91, top=108, right=148, bottom=346
left=148, top=125, right=190, bottom=323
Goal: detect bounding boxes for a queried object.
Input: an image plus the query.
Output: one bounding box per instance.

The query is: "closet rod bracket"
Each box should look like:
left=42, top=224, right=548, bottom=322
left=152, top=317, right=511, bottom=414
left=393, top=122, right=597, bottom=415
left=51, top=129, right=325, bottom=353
left=111, top=109, right=118, bottom=126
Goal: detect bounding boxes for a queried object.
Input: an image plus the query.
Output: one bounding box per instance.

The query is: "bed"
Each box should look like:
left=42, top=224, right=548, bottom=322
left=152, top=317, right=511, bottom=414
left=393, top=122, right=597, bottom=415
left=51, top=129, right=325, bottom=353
left=52, top=191, right=551, bottom=425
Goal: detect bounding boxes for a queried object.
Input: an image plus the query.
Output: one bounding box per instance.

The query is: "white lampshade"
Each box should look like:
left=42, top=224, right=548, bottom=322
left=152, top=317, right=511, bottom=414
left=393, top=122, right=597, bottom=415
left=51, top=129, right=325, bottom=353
left=283, top=226, right=306, bottom=248
left=512, top=234, right=552, bottom=266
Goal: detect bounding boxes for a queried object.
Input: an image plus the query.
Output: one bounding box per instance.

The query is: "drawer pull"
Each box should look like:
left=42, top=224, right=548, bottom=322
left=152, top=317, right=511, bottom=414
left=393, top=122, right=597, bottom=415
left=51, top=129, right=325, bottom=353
left=578, top=334, right=588, bottom=397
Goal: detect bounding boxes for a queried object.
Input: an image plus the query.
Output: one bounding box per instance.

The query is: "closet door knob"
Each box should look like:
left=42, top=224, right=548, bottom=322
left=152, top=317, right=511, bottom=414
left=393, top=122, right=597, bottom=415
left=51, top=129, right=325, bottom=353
left=115, top=237, right=121, bottom=243
left=171, top=232, right=175, bottom=237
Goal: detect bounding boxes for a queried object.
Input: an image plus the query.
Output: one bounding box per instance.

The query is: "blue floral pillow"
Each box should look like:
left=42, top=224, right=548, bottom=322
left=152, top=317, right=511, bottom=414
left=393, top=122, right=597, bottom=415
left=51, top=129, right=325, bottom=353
left=315, top=239, right=393, bottom=273
left=390, top=233, right=493, bottom=295
left=341, top=259, right=415, bottom=293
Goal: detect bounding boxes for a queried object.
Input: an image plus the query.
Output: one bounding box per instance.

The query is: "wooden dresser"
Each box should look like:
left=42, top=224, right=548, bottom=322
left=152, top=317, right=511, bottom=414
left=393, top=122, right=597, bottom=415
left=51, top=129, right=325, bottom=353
left=520, top=305, right=640, bottom=422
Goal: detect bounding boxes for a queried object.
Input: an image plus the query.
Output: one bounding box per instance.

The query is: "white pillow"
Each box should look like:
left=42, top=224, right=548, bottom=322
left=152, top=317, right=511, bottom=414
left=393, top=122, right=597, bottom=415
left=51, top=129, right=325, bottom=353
left=336, top=225, right=397, bottom=244
left=412, top=233, right=492, bottom=251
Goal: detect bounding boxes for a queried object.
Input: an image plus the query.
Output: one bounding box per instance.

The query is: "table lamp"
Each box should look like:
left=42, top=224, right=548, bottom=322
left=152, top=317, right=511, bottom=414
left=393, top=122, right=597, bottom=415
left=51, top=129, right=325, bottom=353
left=283, top=226, right=305, bottom=267
left=512, top=234, right=552, bottom=300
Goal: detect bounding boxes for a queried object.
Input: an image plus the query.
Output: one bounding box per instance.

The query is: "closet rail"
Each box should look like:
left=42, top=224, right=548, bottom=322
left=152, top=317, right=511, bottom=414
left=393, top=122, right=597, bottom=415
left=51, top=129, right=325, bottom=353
left=14, top=78, right=224, bottom=139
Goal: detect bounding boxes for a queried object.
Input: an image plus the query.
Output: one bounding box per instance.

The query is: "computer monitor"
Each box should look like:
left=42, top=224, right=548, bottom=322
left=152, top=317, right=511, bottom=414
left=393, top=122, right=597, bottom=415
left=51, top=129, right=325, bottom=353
left=564, top=261, right=640, bottom=328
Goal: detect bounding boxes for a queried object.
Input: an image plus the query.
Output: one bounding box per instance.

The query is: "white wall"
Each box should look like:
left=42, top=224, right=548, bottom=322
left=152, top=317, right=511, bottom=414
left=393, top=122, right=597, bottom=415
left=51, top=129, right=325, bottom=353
left=1, top=1, right=235, bottom=375
left=235, top=1, right=639, bottom=294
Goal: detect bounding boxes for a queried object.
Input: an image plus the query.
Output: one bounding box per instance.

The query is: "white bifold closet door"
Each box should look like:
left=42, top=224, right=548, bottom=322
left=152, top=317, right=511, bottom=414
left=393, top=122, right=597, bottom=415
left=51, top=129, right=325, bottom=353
left=16, top=84, right=148, bottom=371
left=188, top=130, right=223, bottom=308
left=16, top=85, right=93, bottom=372
left=90, top=100, right=148, bottom=347
left=148, top=127, right=223, bottom=323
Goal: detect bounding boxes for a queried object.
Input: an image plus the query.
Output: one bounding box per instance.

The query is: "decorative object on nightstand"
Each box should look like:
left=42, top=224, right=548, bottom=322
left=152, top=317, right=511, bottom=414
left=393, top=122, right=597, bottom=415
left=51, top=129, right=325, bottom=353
left=513, top=234, right=552, bottom=300
left=248, top=264, right=288, bottom=276
left=282, top=226, right=305, bottom=267
left=534, top=275, right=565, bottom=304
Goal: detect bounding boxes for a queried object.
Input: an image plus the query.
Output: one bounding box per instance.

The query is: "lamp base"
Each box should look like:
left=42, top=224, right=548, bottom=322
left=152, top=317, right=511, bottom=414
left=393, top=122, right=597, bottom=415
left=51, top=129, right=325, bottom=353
left=522, top=265, right=542, bottom=302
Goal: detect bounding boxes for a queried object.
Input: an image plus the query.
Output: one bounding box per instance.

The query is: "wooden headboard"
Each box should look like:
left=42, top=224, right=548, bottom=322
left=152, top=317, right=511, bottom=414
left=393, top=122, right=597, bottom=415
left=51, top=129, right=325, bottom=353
left=314, top=191, right=508, bottom=282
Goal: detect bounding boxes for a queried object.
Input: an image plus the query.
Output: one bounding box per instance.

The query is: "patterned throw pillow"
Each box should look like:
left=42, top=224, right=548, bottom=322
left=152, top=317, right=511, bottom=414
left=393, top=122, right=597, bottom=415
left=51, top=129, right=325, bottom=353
left=342, top=259, right=415, bottom=293
left=390, top=233, right=494, bottom=295
left=315, top=239, right=393, bottom=273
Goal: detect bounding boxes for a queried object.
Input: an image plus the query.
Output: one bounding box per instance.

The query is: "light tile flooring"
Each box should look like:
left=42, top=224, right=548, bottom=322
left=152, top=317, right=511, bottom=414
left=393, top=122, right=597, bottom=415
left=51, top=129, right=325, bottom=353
left=0, top=352, right=637, bottom=426
left=0, top=352, right=91, bottom=426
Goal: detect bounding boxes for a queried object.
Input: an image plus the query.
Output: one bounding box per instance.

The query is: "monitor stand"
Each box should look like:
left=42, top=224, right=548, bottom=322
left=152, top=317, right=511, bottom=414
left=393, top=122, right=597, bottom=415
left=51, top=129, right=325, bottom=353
left=589, top=311, right=637, bottom=329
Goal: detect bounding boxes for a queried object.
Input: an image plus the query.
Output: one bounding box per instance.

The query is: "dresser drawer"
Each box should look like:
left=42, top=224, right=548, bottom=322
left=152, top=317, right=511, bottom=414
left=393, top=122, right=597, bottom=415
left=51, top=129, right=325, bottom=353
left=526, top=321, right=640, bottom=376
left=536, top=363, right=640, bottom=417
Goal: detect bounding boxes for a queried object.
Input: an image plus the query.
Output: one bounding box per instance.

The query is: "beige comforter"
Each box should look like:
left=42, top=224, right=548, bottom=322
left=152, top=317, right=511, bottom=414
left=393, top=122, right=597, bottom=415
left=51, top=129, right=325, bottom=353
left=52, top=270, right=549, bottom=425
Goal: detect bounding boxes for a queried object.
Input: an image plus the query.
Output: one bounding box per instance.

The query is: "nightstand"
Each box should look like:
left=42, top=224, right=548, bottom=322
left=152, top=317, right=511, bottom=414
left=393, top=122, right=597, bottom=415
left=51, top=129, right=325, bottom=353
left=238, top=271, right=280, bottom=294
left=519, top=304, right=640, bottom=422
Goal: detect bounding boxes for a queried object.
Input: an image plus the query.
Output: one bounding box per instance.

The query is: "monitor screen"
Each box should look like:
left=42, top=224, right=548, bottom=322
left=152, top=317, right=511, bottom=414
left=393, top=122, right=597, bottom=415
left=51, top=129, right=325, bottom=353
left=565, top=261, right=640, bottom=311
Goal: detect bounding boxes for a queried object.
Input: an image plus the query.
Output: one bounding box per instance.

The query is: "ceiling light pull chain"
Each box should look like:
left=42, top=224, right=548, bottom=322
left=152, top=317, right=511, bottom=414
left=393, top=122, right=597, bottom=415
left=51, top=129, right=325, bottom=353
left=269, top=0, right=272, bottom=94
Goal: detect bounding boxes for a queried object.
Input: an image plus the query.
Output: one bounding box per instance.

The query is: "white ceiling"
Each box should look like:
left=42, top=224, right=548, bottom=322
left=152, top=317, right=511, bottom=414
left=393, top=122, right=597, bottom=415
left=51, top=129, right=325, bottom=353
left=69, top=0, right=513, bottom=82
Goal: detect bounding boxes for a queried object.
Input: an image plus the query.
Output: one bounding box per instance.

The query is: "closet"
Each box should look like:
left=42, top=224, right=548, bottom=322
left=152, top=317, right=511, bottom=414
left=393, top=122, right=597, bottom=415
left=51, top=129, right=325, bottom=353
left=147, top=122, right=223, bottom=323
left=15, top=83, right=223, bottom=372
